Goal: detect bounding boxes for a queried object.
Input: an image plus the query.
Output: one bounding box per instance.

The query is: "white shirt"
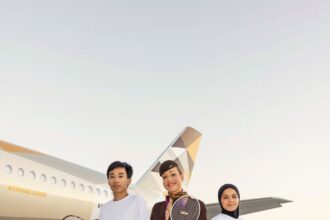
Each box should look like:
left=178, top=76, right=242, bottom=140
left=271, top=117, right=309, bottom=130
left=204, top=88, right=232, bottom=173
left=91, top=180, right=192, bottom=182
left=211, top=213, right=243, bottom=220
left=99, top=194, right=149, bottom=220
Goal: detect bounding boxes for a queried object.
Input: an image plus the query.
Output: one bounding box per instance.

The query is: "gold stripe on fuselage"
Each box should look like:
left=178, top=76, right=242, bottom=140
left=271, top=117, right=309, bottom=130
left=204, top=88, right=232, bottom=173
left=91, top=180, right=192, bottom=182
left=0, top=140, right=44, bottom=155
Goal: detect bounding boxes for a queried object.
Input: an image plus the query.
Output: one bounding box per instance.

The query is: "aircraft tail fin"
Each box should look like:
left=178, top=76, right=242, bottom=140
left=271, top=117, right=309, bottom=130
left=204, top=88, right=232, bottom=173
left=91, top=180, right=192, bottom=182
left=134, top=127, right=202, bottom=205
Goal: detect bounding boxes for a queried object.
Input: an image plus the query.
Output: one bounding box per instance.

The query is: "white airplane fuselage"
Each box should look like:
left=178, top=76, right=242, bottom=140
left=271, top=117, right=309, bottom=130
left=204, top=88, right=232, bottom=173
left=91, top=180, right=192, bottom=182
left=0, top=148, right=110, bottom=220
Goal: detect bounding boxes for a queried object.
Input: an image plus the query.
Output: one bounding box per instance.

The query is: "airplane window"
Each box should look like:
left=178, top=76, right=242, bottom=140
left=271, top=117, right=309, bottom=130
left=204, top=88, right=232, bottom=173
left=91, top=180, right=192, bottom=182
left=17, top=168, right=24, bottom=177
left=96, top=188, right=101, bottom=195
left=5, top=165, right=12, bottom=174
left=88, top=186, right=93, bottom=193
left=30, top=171, right=36, bottom=179
left=70, top=181, right=76, bottom=189
left=51, top=176, right=57, bottom=184
left=103, top=190, right=108, bottom=197
left=61, top=179, right=67, bottom=187
left=79, top=184, right=84, bottom=191
left=40, top=174, right=47, bottom=182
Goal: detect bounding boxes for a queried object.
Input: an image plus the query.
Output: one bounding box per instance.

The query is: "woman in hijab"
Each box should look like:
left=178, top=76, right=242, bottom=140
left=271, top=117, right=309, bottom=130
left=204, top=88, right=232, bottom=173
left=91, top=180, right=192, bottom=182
left=211, top=184, right=243, bottom=220
left=150, top=160, right=207, bottom=220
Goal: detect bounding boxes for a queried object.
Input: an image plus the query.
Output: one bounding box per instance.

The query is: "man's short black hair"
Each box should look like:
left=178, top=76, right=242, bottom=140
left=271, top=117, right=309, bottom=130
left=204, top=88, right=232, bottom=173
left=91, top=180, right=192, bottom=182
left=106, top=161, right=133, bottom=179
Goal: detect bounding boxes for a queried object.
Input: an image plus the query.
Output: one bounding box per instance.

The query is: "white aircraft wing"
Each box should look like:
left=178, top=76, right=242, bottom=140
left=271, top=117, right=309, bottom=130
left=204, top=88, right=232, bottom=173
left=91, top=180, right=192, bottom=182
left=206, top=197, right=292, bottom=219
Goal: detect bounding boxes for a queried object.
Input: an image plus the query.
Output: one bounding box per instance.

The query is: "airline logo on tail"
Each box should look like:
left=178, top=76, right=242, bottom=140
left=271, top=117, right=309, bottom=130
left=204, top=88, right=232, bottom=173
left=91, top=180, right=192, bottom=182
left=134, top=127, right=202, bottom=205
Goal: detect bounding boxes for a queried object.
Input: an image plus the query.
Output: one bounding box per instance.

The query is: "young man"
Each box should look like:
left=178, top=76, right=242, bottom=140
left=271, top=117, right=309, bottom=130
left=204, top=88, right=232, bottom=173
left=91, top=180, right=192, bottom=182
left=99, top=161, right=149, bottom=220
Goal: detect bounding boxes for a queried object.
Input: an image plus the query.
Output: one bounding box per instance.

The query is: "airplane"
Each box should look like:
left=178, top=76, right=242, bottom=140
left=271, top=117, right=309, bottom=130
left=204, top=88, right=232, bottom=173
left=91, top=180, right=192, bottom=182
left=0, top=127, right=291, bottom=220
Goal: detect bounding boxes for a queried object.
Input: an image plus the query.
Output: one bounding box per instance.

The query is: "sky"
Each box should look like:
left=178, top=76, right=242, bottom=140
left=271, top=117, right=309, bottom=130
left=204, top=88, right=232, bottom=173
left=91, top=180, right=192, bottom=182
left=1, top=0, right=330, bottom=219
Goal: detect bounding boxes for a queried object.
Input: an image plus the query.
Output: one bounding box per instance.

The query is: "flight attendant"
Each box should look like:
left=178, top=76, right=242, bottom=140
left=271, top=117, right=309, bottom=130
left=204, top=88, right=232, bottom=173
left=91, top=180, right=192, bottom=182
left=150, top=160, right=207, bottom=220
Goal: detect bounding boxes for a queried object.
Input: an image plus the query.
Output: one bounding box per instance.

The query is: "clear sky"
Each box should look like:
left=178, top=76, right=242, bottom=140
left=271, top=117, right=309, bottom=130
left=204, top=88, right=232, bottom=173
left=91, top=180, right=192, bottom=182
left=1, top=1, right=329, bottom=219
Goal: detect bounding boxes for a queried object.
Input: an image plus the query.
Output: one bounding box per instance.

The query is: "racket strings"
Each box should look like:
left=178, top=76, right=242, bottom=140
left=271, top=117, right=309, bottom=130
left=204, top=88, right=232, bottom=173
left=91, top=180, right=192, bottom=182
left=171, top=196, right=200, bottom=220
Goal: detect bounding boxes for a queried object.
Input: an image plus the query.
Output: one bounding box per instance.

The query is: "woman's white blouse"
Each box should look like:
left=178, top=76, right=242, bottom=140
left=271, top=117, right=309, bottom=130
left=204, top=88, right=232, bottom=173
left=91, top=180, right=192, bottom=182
left=211, top=213, right=243, bottom=220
